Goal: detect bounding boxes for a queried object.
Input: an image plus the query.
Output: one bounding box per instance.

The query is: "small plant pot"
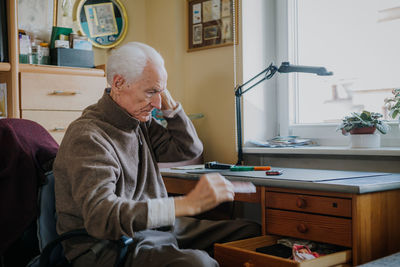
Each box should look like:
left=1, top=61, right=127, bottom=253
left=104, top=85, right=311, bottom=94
left=349, top=126, right=376, bottom=135
left=350, top=133, right=380, bottom=148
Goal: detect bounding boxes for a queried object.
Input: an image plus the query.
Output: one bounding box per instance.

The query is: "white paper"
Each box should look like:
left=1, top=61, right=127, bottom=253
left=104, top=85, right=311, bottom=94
left=232, top=181, right=256, bottom=193
left=193, top=24, right=203, bottom=44
left=171, top=164, right=205, bottom=170
left=203, top=0, right=221, bottom=22
left=221, top=0, right=231, bottom=17
left=193, top=3, right=202, bottom=24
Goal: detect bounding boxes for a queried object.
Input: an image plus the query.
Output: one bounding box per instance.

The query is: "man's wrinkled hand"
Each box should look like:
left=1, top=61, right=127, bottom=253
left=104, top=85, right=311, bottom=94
left=174, top=173, right=235, bottom=217
left=161, top=89, right=178, bottom=111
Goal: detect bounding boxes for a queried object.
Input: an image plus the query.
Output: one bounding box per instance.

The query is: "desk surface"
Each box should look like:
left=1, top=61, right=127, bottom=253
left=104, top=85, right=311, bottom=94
left=160, top=167, right=400, bottom=194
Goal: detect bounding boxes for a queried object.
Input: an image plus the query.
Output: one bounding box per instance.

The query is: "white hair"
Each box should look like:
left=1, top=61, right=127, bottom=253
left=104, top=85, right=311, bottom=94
left=106, top=42, right=165, bottom=85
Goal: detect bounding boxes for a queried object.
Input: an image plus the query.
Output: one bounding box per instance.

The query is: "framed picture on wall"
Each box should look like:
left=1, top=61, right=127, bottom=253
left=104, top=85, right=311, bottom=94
left=187, top=0, right=238, bottom=52
left=76, top=0, right=128, bottom=48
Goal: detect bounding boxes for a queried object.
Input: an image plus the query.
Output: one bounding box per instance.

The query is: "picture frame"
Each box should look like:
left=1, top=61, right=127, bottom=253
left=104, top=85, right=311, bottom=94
left=187, top=0, right=238, bottom=52
left=56, top=0, right=78, bottom=29
left=76, top=0, right=128, bottom=49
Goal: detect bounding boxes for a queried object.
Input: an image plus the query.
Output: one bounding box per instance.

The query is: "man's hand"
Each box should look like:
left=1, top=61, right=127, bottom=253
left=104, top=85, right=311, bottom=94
left=161, top=89, right=178, bottom=110
left=174, top=173, right=235, bottom=217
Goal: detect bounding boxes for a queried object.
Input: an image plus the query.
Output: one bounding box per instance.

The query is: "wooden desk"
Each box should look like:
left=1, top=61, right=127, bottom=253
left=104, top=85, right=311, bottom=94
left=162, top=168, right=400, bottom=266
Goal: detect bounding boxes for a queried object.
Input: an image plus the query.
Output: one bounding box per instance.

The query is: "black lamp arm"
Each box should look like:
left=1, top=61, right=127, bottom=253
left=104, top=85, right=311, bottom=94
left=235, top=63, right=278, bottom=97
left=234, top=61, right=332, bottom=165
left=235, top=63, right=279, bottom=165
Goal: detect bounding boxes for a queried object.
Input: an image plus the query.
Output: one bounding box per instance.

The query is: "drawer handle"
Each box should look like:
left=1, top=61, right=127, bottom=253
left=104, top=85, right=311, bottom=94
left=49, top=90, right=80, bottom=96
left=296, top=197, right=307, bottom=208
left=243, top=262, right=254, bottom=267
left=297, top=223, right=308, bottom=233
left=50, top=127, right=66, bottom=132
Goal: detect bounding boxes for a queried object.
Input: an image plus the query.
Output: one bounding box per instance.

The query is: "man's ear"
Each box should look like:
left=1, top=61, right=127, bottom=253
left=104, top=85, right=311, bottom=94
left=112, top=75, right=125, bottom=90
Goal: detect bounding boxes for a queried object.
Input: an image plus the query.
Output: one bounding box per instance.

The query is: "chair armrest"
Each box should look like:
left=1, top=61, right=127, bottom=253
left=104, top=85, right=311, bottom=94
left=39, top=229, right=91, bottom=267
left=39, top=229, right=133, bottom=267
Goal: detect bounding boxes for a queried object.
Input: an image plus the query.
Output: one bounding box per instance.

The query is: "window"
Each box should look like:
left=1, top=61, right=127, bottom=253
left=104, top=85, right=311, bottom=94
left=242, top=0, right=400, bottom=148
left=292, top=0, right=400, bottom=125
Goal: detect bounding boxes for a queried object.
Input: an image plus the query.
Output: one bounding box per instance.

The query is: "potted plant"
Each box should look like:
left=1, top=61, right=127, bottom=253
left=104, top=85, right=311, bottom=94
left=384, top=88, right=400, bottom=121
left=337, top=110, right=389, bottom=148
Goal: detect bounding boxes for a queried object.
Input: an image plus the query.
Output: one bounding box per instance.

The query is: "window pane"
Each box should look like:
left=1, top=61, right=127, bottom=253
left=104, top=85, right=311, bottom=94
left=295, top=0, right=400, bottom=124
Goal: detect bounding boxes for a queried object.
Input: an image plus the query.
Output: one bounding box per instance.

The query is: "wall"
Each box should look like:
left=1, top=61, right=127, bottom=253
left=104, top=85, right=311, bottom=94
left=146, top=0, right=238, bottom=164
left=94, top=0, right=239, bottom=164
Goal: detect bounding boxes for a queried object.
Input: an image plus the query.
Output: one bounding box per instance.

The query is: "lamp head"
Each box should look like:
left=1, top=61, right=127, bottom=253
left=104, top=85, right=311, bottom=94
left=277, top=61, right=333, bottom=76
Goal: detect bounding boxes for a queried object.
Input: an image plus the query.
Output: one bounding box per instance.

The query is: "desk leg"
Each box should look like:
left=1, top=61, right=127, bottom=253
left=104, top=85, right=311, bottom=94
left=261, top=187, right=266, bottom=235
left=352, top=189, right=400, bottom=265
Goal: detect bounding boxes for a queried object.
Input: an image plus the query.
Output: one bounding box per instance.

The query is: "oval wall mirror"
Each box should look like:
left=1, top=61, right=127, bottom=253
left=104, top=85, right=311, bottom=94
left=76, top=0, right=128, bottom=48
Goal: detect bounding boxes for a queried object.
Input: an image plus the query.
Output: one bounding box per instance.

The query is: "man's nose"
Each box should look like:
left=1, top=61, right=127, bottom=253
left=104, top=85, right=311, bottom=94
left=151, top=93, right=162, bottom=110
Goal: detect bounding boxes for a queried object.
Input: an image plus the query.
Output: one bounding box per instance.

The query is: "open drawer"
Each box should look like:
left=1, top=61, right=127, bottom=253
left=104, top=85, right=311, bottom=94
left=214, top=235, right=352, bottom=267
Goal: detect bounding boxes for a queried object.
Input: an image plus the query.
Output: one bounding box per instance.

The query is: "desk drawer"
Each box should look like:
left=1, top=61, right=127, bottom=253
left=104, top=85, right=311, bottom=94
left=215, top=235, right=352, bottom=267
left=20, top=72, right=105, bottom=110
left=22, top=110, right=81, bottom=144
left=266, top=209, right=352, bottom=247
left=266, top=191, right=352, bottom=217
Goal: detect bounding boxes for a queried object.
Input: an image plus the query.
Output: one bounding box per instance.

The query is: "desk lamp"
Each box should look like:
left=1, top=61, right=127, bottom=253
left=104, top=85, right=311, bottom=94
left=235, top=61, right=333, bottom=165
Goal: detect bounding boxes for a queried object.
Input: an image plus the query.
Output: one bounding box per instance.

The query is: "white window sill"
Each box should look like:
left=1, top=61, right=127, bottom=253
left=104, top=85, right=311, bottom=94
left=243, top=146, right=400, bottom=156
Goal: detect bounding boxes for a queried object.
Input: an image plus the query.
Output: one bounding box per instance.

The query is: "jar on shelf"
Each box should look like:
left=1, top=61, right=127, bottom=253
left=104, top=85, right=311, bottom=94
left=30, top=36, right=43, bottom=64
left=37, top=43, right=50, bottom=65
left=30, top=44, right=38, bottom=64
left=18, top=31, right=31, bottom=64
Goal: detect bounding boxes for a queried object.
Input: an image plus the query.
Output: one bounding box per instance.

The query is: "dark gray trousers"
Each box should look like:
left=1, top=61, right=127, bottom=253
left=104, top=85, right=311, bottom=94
left=72, top=217, right=261, bottom=267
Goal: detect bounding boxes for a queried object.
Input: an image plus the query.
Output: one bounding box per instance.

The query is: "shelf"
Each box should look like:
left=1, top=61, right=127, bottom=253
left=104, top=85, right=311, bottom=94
left=0, top=62, right=11, bottom=71
left=19, top=64, right=105, bottom=77
left=188, top=113, right=204, bottom=120
left=243, top=146, right=400, bottom=156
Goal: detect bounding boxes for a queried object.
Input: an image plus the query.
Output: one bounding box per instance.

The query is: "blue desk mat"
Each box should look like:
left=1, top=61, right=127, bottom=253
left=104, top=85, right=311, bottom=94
left=186, top=167, right=387, bottom=182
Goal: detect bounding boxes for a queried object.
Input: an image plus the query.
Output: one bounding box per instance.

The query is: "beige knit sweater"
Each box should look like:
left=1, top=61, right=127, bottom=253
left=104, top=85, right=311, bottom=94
left=54, top=90, right=203, bottom=260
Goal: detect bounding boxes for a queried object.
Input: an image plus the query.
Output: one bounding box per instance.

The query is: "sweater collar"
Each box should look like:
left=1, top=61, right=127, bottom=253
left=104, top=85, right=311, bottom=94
left=97, top=88, right=141, bottom=131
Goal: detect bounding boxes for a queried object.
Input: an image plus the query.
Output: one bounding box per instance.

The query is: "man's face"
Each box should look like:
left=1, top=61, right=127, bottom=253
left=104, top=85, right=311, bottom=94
left=112, top=63, right=167, bottom=122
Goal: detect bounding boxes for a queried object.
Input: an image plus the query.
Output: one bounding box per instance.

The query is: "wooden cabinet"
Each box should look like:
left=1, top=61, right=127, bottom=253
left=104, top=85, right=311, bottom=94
left=162, top=172, right=400, bottom=266
left=215, top=188, right=354, bottom=266
left=18, top=66, right=106, bottom=143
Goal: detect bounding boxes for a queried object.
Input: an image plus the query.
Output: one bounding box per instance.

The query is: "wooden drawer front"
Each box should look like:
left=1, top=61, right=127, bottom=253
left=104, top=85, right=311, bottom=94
left=215, top=235, right=352, bottom=267
left=20, top=72, right=105, bottom=110
left=22, top=110, right=81, bottom=144
left=266, top=191, right=352, bottom=217
left=266, top=209, right=352, bottom=247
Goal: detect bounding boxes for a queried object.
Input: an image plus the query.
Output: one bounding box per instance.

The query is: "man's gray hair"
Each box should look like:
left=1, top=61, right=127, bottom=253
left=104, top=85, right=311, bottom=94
left=106, top=42, right=165, bottom=85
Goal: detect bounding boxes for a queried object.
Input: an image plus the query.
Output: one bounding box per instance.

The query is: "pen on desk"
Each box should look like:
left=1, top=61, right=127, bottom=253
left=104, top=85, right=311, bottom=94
left=230, top=166, right=271, bottom=171
left=253, top=166, right=272, bottom=171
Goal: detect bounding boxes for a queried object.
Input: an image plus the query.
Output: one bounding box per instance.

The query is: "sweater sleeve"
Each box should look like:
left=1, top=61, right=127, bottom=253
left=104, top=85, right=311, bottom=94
left=55, top=127, right=163, bottom=240
left=147, top=107, right=203, bottom=163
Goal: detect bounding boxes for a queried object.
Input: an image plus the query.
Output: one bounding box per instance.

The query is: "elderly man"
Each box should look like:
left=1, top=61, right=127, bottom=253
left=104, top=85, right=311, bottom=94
left=54, top=42, right=259, bottom=267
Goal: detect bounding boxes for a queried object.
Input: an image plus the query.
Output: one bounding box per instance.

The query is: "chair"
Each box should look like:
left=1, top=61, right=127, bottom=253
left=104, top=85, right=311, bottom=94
left=0, top=119, right=132, bottom=267
left=28, top=169, right=133, bottom=267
